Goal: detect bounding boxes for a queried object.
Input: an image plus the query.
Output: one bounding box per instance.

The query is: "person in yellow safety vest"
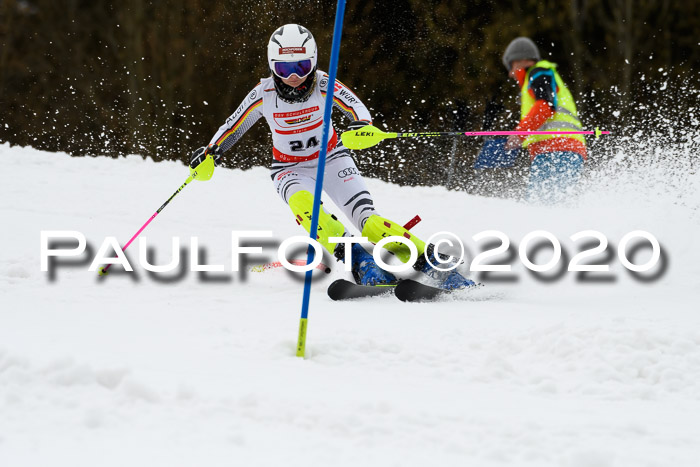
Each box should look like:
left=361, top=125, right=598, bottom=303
left=502, top=37, right=587, bottom=204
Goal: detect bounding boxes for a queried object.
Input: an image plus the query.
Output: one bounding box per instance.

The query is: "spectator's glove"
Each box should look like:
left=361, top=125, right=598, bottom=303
left=190, top=144, right=223, bottom=169
left=504, top=134, right=524, bottom=150
left=346, top=120, right=371, bottom=132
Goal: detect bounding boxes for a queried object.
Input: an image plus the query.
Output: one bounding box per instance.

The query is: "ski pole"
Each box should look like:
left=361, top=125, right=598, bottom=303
left=341, top=124, right=610, bottom=150
left=98, top=153, right=216, bottom=276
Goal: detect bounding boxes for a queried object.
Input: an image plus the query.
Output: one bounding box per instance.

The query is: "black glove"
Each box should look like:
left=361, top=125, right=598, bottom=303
left=190, top=144, right=223, bottom=169
left=346, top=120, right=371, bottom=132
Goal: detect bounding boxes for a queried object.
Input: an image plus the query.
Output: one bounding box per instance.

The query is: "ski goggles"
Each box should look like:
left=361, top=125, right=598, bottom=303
left=273, top=59, right=313, bottom=79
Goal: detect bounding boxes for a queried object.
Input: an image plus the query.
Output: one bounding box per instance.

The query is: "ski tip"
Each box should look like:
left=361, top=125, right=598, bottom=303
left=395, top=279, right=481, bottom=302
left=327, top=279, right=396, bottom=301
left=327, top=279, right=350, bottom=301
left=394, top=279, right=442, bottom=302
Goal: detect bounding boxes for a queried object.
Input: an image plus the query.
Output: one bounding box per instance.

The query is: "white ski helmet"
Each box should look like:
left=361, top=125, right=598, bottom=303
left=267, top=24, right=318, bottom=79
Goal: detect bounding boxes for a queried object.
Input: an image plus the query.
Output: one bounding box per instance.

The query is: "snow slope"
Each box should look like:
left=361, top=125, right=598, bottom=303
left=1, top=142, right=700, bottom=467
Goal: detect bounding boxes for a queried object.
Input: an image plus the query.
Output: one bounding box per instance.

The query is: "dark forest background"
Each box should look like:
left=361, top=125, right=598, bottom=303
left=1, top=0, right=698, bottom=191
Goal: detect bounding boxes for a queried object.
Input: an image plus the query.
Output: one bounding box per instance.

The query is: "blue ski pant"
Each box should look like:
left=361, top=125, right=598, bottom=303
left=527, top=151, right=584, bottom=204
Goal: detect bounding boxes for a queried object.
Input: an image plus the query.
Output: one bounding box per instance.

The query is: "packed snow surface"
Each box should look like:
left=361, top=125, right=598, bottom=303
left=1, top=143, right=699, bottom=466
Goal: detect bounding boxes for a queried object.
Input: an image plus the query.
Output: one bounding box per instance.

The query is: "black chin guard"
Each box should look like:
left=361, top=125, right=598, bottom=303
left=272, top=69, right=317, bottom=103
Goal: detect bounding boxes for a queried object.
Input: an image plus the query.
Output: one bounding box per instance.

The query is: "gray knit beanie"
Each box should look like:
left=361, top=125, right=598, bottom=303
left=502, top=37, right=541, bottom=71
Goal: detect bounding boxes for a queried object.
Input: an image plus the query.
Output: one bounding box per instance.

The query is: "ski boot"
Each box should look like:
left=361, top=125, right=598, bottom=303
left=413, top=244, right=477, bottom=290
left=335, top=242, right=397, bottom=286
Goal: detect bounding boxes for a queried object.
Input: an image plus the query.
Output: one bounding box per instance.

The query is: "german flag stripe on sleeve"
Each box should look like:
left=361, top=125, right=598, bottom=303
left=333, top=97, right=358, bottom=120
left=321, top=91, right=359, bottom=121
left=216, top=98, right=263, bottom=145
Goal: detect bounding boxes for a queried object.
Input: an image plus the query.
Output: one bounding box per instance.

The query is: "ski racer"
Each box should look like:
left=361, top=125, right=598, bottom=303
left=502, top=37, right=587, bottom=203
left=189, top=24, right=475, bottom=290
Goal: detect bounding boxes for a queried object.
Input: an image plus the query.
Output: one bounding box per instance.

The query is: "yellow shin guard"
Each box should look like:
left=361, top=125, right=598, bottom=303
left=361, top=214, right=426, bottom=263
left=288, top=191, right=346, bottom=254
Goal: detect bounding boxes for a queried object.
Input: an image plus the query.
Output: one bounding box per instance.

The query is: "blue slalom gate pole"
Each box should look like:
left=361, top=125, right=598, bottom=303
left=296, top=0, right=347, bottom=358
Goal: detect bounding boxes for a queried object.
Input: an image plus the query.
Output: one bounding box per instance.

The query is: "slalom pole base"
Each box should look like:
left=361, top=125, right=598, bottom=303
left=296, top=318, right=308, bottom=358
